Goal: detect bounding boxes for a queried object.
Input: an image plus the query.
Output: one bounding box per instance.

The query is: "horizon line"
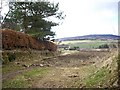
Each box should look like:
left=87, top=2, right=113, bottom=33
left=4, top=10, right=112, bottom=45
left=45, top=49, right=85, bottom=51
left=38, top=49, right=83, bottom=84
left=56, top=33, right=119, bottom=39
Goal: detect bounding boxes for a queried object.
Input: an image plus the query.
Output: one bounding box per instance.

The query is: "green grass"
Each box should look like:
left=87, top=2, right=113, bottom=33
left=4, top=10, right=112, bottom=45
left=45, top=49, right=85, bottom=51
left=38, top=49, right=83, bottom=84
left=82, top=52, right=118, bottom=88
left=2, top=50, right=56, bottom=75
left=23, top=67, right=49, bottom=78
left=74, top=53, right=118, bottom=88
left=2, top=63, right=22, bottom=75
left=3, top=75, right=28, bottom=88
left=60, top=40, right=116, bottom=49
left=70, top=42, right=104, bottom=49
left=69, top=41, right=109, bottom=49
left=83, top=67, right=110, bottom=87
left=2, top=67, right=50, bottom=88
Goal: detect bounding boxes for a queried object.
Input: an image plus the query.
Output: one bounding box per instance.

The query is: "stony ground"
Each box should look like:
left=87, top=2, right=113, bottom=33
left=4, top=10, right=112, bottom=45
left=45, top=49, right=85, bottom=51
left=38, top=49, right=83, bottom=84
left=2, top=49, right=118, bottom=88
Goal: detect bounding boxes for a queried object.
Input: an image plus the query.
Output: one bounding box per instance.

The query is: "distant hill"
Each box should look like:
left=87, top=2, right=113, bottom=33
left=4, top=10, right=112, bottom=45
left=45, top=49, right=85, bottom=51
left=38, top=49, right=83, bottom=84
left=57, top=34, right=120, bottom=41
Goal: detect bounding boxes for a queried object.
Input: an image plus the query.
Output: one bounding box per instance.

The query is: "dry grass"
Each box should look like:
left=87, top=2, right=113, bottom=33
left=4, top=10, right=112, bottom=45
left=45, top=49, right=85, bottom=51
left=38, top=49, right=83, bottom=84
left=2, top=49, right=118, bottom=88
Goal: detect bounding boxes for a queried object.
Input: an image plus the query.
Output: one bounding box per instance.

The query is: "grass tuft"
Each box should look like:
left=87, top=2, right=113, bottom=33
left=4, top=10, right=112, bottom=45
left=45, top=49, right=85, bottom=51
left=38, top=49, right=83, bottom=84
left=2, top=67, right=50, bottom=88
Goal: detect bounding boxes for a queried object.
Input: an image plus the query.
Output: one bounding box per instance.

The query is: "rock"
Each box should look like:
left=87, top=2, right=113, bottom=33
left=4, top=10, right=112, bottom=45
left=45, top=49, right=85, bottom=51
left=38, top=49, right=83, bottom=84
left=68, top=74, right=79, bottom=78
left=47, top=64, right=53, bottom=67
left=31, top=64, right=36, bottom=66
left=81, top=60, right=84, bottom=63
left=97, top=84, right=102, bottom=88
left=90, top=61, right=95, bottom=64
left=113, top=80, right=119, bottom=87
left=22, top=64, right=29, bottom=67
left=36, top=64, right=40, bottom=66
left=109, top=70, right=112, bottom=73
left=82, top=63, right=86, bottom=65
left=81, top=85, right=86, bottom=88
left=40, top=64, right=44, bottom=67
left=15, top=62, right=20, bottom=65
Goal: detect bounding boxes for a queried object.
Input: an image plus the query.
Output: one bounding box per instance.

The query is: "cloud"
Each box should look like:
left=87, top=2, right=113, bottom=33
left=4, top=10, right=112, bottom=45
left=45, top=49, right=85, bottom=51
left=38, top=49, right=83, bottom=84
left=1, top=0, right=118, bottom=38
left=51, top=0, right=118, bottom=38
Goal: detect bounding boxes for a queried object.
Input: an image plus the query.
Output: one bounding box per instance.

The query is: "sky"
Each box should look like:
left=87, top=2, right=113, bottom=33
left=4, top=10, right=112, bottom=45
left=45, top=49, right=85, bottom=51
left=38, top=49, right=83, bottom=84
left=1, top=0, right=119, bottom=38
left=50, top=0, right=119, bottom=38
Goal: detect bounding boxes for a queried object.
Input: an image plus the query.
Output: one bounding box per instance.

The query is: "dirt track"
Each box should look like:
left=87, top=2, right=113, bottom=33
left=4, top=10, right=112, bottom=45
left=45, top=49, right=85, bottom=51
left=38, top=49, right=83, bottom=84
left=40, top=51, right=111, bottom=67
left=2, top=50, right=117, bottom=88
left=32, top=51, right=113, bottom=88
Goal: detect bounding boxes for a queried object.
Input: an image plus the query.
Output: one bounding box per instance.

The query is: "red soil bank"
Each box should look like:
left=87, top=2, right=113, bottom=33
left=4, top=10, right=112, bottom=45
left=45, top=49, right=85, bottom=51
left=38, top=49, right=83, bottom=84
left=1, top=29, right=57, bottom=51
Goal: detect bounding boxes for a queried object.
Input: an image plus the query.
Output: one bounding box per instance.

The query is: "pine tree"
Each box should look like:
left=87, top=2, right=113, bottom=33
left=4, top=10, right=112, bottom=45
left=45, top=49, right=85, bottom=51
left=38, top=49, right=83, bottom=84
left=2, top=1, right=65, bottom=40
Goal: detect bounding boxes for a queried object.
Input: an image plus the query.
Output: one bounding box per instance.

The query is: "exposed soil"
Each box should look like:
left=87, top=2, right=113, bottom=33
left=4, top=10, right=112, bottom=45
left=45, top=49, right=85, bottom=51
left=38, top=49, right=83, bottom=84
left=2, top=50, right=117, bottom=88
left=40, top=51, right=111, bottom=68
left=32, top=51, right=115, bottom=88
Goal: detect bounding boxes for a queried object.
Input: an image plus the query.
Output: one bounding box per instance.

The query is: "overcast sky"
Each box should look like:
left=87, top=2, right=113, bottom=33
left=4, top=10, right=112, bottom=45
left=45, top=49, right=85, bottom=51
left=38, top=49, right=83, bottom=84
left=1, top=0, right=119, bottom=38
left=50, top=0, right=119, bottom=38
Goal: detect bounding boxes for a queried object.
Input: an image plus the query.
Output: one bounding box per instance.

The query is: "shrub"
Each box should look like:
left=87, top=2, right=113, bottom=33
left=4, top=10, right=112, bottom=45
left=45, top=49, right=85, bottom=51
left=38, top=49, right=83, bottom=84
left=98, top=44, right=109, bottom=49
left=2, top=29, right=57, bottom=51
left=8, top=52, right=16, bottom=62
left=2, top=52, right=16, bottom=64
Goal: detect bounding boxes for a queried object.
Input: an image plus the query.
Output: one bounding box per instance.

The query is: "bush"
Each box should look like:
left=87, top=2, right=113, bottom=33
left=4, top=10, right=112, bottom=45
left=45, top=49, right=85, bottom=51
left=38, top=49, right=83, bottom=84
left=2, top=29, right=57, bottom=51
left=8, top=52, right=16, bottom=62
left=69, top=46, right=79, bottom=50
left=98, top=44, right=109, bottom=49
left=2, top=52, right=16, bottom=64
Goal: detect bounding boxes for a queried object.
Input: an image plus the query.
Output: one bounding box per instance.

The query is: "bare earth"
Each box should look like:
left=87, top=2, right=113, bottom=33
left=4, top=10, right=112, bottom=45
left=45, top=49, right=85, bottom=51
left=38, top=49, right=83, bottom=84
left=2, top=49, right=118, bottom=88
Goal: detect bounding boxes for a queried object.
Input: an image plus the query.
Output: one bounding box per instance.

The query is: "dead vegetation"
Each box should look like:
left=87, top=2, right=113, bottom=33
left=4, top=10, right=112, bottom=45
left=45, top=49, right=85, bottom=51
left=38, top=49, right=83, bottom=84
left=2, top=49, right=118, bottom=88
left=1, top=29, right=119, bottom=88
left=1, top=29, right=57, bottom=51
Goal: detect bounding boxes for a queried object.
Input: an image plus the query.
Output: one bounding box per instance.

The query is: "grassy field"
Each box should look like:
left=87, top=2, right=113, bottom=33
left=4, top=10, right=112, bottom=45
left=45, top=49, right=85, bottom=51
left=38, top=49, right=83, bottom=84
left=2, top=49, right=118, bottom=88
left=2, top=40, right=119, bottom=88
left=59, top=40, right=117, bottom=49
left=3, top=67, right=50, bottom=88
